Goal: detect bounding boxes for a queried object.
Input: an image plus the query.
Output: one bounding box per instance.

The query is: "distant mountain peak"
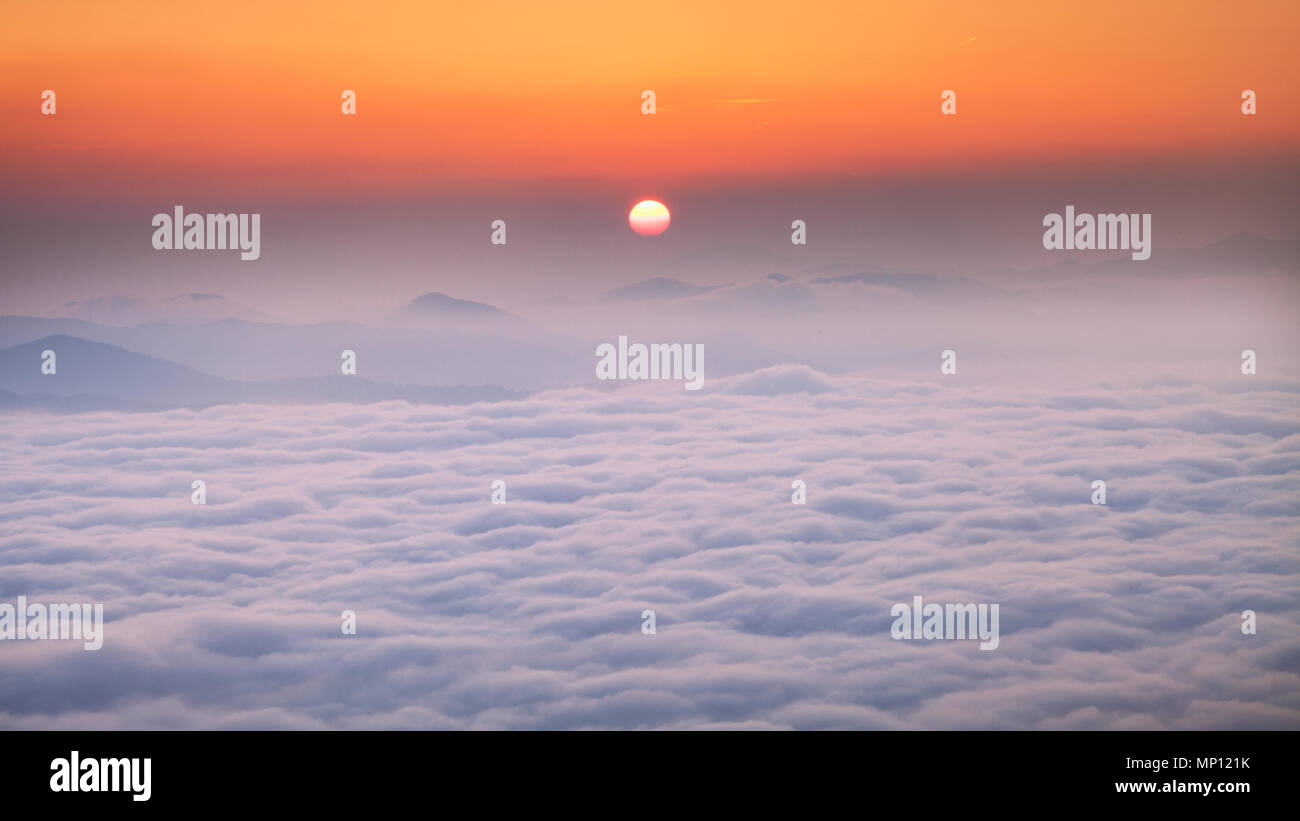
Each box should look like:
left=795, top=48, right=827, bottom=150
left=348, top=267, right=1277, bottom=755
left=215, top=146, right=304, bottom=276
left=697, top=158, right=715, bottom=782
left=388, top=292, right=529, bottom=332
left=399, top=291, right=510, bottom=316
left=55, top=293, right=271, bottom=325
left=600, top=277, right=725, bottom=302
left=165, top=293, right=225, bottom=303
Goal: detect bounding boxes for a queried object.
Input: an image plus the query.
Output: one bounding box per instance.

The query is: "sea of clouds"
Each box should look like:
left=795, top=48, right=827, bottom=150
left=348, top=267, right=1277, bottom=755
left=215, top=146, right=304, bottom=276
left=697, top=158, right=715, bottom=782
left=1, top=366, right=1297, bottom=729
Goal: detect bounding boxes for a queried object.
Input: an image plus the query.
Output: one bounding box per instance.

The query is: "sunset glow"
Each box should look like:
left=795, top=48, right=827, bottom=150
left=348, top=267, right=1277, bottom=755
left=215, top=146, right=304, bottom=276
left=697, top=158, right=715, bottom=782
left=1, top=0, right=1296, bottom=202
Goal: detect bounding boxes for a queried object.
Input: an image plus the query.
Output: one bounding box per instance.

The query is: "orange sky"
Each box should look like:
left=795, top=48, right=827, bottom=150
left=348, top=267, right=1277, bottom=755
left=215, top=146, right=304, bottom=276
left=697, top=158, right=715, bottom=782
left=2, top=0, right=1297, bottom=199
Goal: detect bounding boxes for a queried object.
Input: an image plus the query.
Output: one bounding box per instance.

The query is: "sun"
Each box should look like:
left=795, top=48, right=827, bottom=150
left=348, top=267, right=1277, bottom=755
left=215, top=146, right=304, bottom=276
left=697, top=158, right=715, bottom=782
left=629, top=199, right=670, bottom=236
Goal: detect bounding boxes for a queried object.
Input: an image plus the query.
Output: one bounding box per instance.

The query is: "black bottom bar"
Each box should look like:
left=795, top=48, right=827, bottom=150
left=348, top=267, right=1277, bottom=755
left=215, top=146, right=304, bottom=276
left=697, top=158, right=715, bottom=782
left=5, top=730, right=1290, bottom=810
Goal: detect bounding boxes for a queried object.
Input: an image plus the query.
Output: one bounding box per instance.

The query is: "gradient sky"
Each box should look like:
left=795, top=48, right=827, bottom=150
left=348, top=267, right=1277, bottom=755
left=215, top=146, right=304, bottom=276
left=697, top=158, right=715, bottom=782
left=4, top=0, right=1297, bottom=193
left=1, top=1, right=1297, bottom=319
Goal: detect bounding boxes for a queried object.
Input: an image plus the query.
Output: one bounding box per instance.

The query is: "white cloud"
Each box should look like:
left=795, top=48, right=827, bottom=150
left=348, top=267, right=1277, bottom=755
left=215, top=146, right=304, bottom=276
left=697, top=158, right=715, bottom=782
left=0, top=371, right=1297, bottom=728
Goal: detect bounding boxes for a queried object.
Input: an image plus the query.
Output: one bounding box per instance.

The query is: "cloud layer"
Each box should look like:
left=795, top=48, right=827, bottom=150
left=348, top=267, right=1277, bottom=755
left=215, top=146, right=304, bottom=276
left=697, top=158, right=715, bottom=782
left=1, top=369, right=1297, bottom=729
